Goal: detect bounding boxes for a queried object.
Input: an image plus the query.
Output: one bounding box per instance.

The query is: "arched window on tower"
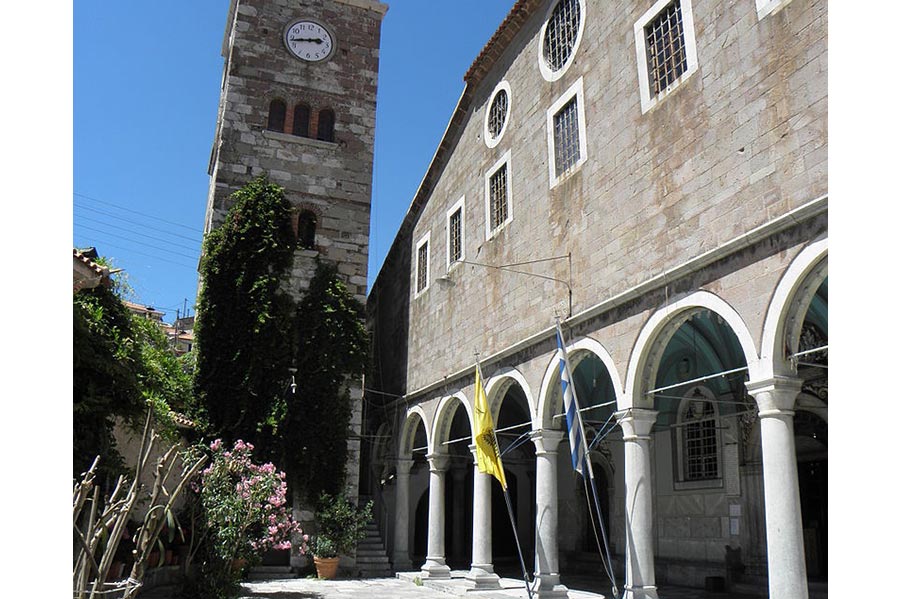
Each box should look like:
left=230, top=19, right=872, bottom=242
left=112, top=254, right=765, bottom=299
left=298, top=210, right=317, bottom=249
left=317, top=108, right=335, bottom=142
left=292, top=103, right=310, bottom=137
left=267, top=99, right=287, bottom=132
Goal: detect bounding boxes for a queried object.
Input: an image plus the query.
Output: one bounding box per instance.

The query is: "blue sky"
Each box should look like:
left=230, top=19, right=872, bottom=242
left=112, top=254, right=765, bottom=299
left=73, top=0, right=513, bottom=321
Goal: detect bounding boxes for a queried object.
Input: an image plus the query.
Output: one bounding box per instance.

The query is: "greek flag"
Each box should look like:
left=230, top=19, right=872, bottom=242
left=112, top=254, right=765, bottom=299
left=556, top=322, right=587, bottom=476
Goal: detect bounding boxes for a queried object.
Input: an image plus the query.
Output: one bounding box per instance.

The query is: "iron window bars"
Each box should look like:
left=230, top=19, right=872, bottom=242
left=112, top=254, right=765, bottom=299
left=645, top=0, right=688, bottom=96
left=543, top=0, right=581, bottom=71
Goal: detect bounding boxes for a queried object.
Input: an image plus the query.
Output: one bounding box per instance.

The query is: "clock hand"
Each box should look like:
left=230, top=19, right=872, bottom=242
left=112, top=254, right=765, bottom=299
left=290, top=37, right=323, bottom=44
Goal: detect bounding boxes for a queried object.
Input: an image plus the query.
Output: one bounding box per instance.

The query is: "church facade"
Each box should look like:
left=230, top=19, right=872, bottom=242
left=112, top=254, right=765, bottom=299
left=365, top=1, right=826, bottom=598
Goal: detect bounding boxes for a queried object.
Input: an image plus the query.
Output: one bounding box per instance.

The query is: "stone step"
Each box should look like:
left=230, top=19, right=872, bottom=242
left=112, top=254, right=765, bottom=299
left=246, top=565, right=298, bottom=581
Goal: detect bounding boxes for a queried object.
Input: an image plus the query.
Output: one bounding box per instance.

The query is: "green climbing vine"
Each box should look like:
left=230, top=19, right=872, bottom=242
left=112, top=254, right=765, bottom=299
left=192, top=176, right=368, bottom=502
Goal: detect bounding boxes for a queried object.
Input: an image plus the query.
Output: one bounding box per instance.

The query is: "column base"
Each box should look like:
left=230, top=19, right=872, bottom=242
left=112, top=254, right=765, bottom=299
left=622, top=585, right=659, bottom=599
left=420, top=558, right=451, bottom=579
left=464, top=564, right=501, bottom=589
left=534, top=574, right=568, bottom=598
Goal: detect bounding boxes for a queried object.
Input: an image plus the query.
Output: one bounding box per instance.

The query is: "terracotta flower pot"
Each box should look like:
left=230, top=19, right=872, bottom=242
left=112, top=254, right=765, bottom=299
left=313, top=556, right=340, bottom=579
left=148, top=551, right=161, bottom=568
left=231, top=557, right=247, bottom=573
left=110, top=561, right=125, bottom=580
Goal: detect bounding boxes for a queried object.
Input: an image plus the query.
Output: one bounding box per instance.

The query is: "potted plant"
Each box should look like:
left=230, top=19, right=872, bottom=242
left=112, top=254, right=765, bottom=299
left=308, top=493, right=373, bottom=579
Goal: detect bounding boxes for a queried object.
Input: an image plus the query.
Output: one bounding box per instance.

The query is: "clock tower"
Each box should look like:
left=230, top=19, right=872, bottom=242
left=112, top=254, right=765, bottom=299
left=201, top=0, right=388, bottom=508
left=203, top=0, right=388, bottom=306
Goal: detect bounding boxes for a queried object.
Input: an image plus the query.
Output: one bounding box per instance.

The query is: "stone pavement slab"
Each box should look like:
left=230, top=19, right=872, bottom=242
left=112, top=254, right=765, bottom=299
left=138, top=574, right=763, bottom=599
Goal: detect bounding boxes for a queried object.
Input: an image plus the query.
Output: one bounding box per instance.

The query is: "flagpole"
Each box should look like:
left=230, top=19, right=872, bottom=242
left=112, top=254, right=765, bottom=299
left=555, top=318, right=620, bottom=599
left=500, top=482, right=534, bottom=599
left=474, top=357, right=534, bottom=599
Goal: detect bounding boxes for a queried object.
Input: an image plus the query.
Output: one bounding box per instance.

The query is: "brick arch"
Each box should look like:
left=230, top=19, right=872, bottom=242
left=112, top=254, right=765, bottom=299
left=537, top=334, right=624, bottom=430
left=624, top=290, right=759, bottom=410
left=399, top=405, right=430, bottom=459
left=482, top=366, right=538, bottom=429
left=431, top=393, right=474, bottom=455
left=760, top=237, right=828, bottom=378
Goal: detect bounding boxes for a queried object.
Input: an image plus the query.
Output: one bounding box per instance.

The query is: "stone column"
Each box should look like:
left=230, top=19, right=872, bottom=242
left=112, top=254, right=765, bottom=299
left=451, top=467, right=467, bottom=563
left=531, top=429, right=569, bottom=598
left=392, top=458, right=414, bottom=571
left=421, top=453, right=451, bottom=578
left=616, top=408, right=659, bottom=599
left=746, top=376, right=808, bottom=599
left=466, top=444, right=501, bottom=589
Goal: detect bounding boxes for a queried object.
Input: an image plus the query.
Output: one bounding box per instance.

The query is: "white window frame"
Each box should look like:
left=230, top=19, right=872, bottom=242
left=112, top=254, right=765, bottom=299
left=634, top=0, right=699, bottom=114
left=446, top=195, right=466, bottom=271
left=414, top=231, right=430, bottom=298
left=484, top=149, right=513, bottom=240
left=755, top=0, right=792, bottom=20
left=673, top=386, right=723, bottom=491
left=537, top=0, right=587, bottom=82
left=546, top=77, right=588, bottom=188
left=484, top=80, right=512, bottom=149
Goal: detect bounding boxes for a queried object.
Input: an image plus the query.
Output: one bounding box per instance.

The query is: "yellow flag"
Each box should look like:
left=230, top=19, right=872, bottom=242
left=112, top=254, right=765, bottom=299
left=473, top=363, right=507, bottom=489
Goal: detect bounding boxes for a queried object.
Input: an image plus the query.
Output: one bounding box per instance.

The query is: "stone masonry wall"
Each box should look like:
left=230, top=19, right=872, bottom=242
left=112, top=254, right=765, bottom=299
left=401, top=0, right=826, bottom=394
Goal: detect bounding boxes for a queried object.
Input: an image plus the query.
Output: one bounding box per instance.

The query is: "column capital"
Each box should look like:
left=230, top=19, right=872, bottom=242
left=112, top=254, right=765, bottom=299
left=615, top=408, right=658, bottom=440
left=746, top=375, right=803, bottom=417
left=426, top=453, right=450, bottom=472
left=530, top=428, right=565, bottom=454
left=395, top=458, right=414, bottom=475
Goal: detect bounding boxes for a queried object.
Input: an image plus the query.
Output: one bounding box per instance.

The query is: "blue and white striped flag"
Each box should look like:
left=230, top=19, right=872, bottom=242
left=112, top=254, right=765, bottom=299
left=556, top=322, right=589, bottom=477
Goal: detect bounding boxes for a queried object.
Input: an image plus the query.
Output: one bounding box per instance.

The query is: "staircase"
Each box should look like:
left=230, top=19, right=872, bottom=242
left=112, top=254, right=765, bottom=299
left=355, top=520, right=393, bottom=578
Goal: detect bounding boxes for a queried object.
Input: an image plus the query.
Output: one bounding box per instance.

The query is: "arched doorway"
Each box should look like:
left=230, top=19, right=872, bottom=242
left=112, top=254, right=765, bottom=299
left=491, top=379, right=536, bottom=576
left=647, top=307, right=753, bottom=587
left=794, top=276, right=827, bottom=581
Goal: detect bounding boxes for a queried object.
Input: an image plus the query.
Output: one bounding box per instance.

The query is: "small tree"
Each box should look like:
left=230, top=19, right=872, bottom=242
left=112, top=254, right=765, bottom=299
left=184, top=439, right=301, bottom=599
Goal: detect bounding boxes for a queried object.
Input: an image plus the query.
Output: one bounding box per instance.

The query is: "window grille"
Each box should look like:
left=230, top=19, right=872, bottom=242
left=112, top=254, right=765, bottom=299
left=488, top=164, right=508, bottom=233
left=448, top=208, right=462, bottom=263
left=488, top=90, right=508, bottom=140
left=683, top=400, right=718, bottom=480
left=416, top=241, right=428, bottom=293
left=543, top=0, right=581, bottom=71
left=645, top=0, right=688, bottom=96
left=553, top=97, right=580, bottom=177
left=267, top=99, right=287, bottom=132
left=293, top=104, right=310, bottom=137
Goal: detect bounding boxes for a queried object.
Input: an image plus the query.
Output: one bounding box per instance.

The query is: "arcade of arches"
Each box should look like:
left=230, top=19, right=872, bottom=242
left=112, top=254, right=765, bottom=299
left=367, top=249, right=827, bottom=599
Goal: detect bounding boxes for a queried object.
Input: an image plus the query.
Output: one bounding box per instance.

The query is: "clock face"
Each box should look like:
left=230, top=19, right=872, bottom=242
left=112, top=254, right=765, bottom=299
left=284, top=20, right=334, bottom=62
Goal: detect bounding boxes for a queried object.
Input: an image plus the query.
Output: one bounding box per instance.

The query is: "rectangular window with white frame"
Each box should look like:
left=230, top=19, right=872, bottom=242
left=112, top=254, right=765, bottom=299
left=446, top=196, right=465, bottom=271
left=484, top=150, right=512, bottom=240
left=415, top=232, right=430, bottom=297
left=755, top=0, right=792, bottom=20
left=546, top=77, right=587, bottom=187
left=634, top=0, right=698, bottom=114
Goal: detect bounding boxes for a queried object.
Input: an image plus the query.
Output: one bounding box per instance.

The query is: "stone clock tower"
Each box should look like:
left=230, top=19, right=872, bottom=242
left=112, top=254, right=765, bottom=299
left=203, top=0, right=388, bottom=306
left=201, top=0, right=388, bottom=521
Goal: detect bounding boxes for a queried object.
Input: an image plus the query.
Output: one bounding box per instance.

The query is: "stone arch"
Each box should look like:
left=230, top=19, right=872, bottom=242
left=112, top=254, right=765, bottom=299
left=760, top=238, right=828, bottom=378
left=537, top=334, right=624, bottom=430
left=399, top=405, right=431, bottom=459
left=624, top=290, right=759, bottom=409
left=431, top=393, right=475, bottom=454
left=483, top=367, right=538, bottom=427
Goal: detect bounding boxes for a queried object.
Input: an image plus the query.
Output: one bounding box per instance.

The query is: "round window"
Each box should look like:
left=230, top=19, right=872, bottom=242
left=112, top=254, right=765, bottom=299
left=539, top=0, right=584, bottom=81
left=484, top=80, right=512, bottom=148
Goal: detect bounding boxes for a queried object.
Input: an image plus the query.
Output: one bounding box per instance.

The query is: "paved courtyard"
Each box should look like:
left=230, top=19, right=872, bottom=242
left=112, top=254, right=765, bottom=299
left=140, top=573, right=763, bottom=599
